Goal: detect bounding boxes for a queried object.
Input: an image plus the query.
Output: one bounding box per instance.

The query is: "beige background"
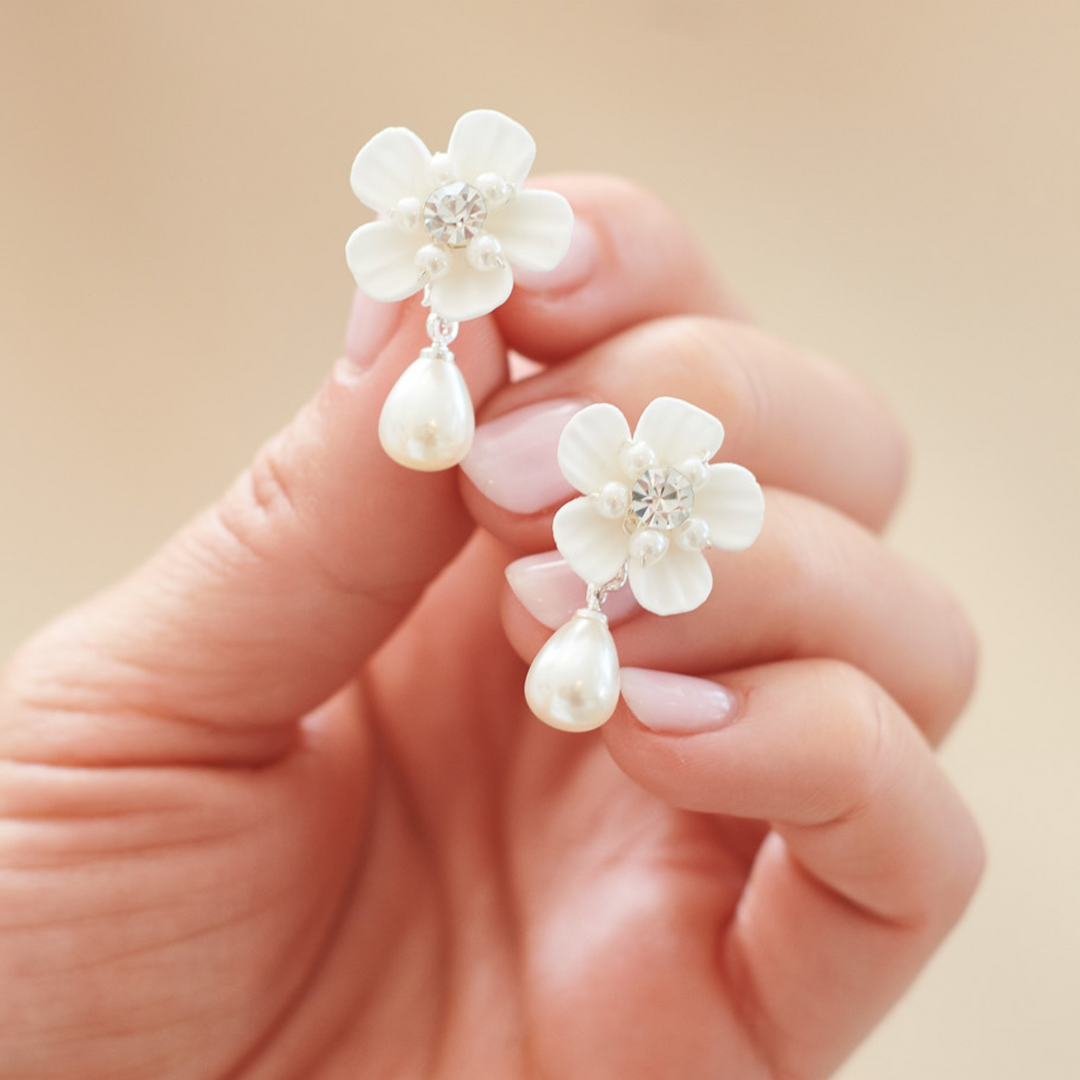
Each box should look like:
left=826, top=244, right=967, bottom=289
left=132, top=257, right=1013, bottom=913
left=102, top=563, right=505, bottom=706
left=1, top=1, right=1077, bottom=1075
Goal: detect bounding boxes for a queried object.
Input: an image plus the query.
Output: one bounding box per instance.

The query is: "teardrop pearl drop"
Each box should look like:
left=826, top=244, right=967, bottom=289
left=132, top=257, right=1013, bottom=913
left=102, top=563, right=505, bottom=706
left=378, top=349, right=475, bottom=471
left=525, top=610, right=621, bottom=732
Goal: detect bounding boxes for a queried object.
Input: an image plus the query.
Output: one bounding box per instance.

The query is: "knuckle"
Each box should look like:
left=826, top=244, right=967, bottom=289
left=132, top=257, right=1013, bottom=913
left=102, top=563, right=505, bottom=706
left=232, top=435, right=304, bottom=555
left=786, top=661, right=897, bottom=829
left=925, top=798, right=986, bottom=930
left=829, top=660, right=986, bottom=926
left=879, top=403, right=910, bottom=510
left=951, top=812, right=987, bottom=910
left=593, top=174, right=693, bottom=238
left=0, top=623, right=110, bottom=761
left=246, top=435, right=303, bottom=529
left=212, top=438, right=347, bottom=594
left=947, top=598, right=980, bottom=714
left=828, top=662, right=897, bottom=823
left=845, top=368, right=910, bottom=523
left=210, top=439, right=427, bottom=606
left=609, top=314, right=767, bottom=437
left=922, top=580, right=980, bottom=743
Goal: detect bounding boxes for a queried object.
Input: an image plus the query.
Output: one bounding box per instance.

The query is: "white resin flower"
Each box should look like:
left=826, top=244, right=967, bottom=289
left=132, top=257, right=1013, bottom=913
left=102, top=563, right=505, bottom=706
left=552, top=398, right=765, bottom=617
left=345, top=109, right=574, bottom=323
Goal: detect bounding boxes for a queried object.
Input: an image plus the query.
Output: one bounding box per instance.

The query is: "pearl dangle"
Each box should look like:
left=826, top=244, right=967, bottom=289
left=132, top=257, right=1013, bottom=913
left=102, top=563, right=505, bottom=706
left=378, top=309, right=475, bottom=471
left=525, top=568, right=628, bottom=732
left=346, top=110, right=576, bottom=472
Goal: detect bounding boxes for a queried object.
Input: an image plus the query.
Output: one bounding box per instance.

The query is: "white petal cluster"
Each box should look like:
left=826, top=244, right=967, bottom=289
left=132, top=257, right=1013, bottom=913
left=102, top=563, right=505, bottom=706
left=346, top=110, right=574, bottom=322
left=553, top=398, right=765, bottom=616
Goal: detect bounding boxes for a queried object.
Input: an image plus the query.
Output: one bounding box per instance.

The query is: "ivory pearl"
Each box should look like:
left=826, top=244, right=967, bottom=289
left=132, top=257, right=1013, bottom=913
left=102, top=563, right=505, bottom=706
left=524, top=610, right=621, bottom=732
left=619, top=439, right=656, bottom=477
left=466, top=233, right=505, bottom=271
left=428, top=152, right=455, bottom=187
left=679, top=456, right=710, bottom=490
left=676, top=516, right=711, bottom=552
left=629, top=528, right=668, bottom=567
left=378, top=349, right=475, bottom=471
left=477, top=171, right=512, bottom=207
left=595, top=480, right=630, bottom=519
left=390, top=196, right=422, bottom=232
left=415, top=243, right=450, bottom=280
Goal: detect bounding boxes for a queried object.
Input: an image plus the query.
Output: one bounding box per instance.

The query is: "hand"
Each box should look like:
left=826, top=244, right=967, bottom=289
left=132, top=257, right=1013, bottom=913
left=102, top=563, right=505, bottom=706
left=0, top=177, right=981, bottom=1079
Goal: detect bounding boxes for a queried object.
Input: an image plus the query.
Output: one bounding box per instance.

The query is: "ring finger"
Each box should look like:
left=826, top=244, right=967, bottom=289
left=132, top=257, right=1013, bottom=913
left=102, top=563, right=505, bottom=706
left=503, top=487, right=977, bottom=744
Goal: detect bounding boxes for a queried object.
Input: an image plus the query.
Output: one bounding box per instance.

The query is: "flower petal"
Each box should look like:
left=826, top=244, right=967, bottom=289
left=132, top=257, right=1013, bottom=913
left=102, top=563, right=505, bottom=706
left=628, top=544, right=713, bottom=616
left=633, top=397, right=725, bottom=466
left=557, top=403, right=632, bottom=494
left=427, top=256, right=513, bottom=321
left=345, top=221, right=424, bottom=302
left=694, top=463, right=765, bottom=550
left=447, top=109, right=536, bottom=189
left=553, top=498, right=630, bottom=585
left=350, top=126, right=433, bottom=214
left=488, top=190, right=574, bottom=272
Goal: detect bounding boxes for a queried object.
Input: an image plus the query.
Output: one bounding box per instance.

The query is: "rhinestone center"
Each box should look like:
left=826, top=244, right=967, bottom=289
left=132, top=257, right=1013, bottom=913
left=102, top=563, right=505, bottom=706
left=630, top=467, right=694, bottom=530
left=424, top=181, right=488, bottom=247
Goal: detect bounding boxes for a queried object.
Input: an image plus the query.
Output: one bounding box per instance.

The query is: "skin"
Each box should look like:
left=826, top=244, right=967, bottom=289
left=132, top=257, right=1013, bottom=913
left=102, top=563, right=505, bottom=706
left=0, top=177, right=982, bottom=1080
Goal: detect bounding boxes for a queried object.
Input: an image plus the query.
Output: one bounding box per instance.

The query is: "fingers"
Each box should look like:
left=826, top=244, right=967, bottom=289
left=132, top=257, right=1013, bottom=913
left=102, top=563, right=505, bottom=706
left=495, top=174, right=740, bottom=363
left=505, top=488, right=977, bottom=744
left=604, top=659, right=985, bottom=1080
left=462, top=316, right=907, bottom=542
left=0, top=174, right=743, bottom=767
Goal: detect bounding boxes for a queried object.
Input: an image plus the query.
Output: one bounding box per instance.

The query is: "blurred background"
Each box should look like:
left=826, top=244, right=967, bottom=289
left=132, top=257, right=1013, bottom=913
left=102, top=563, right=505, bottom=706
left=1, top=1, right=1077, bottom=1075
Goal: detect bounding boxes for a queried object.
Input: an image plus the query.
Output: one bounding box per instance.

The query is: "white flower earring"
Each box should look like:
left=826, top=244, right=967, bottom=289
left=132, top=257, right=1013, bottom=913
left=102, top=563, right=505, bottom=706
left=525, top=397, right=765, bottom=732
left=346, top=109, right=575, bottom=471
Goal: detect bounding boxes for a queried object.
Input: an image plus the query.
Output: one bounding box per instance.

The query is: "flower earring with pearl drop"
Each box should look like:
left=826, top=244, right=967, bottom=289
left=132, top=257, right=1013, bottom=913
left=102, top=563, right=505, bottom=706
left=525, top=398, right=765, bottom=732
left=346, top=109, right=574, bottom=471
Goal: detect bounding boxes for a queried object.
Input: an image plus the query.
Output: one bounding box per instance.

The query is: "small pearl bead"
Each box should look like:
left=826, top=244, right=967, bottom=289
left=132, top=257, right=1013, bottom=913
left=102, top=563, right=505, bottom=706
left=676, top=517, right=711, bottom=552
left=595, top=481, right=630, bottom=519
left=390, top=196, right=421, bottom=232
left=629, top=528, right=668, bottom=567
left=679, top=456, right=709, bottom=490
left=415, top=243, right=450, bottom=280
left=466, top=233, right=505, bottom=271
left=618, top=440, right=656, bottom=477
left=477, top=171, right=512, bottom=207
left=428, top=152, right=455, bottom=186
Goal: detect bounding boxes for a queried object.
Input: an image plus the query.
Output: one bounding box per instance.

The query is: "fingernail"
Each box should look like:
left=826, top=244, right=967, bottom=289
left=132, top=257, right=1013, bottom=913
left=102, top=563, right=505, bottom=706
left=619, top=668, right=738, bottom=734
left=461, top=398, right=587, bottom=513
left=505, top=551, right=641, bottom=630
left=512, top=218, right=599, bottom=294
left=345, top=289, right=405, bottom=371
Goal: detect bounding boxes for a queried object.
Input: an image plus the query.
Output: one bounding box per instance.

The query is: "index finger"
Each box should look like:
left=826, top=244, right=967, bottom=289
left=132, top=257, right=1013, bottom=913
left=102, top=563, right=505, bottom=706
left=494, top=174, right=744, bottom=362
left=464, top=177, right=906, bottom=537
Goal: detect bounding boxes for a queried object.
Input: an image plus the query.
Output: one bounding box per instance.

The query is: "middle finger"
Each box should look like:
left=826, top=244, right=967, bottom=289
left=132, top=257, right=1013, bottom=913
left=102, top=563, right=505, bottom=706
left=503, top=488, right=976, bottom=745
left=462, top=315, right=907, bottom=541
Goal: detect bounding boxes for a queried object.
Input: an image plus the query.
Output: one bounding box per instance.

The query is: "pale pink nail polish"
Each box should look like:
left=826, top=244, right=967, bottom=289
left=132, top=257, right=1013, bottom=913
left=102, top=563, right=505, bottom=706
left=619, top=668, right=738, bottom=734
left=345, top=290, right=405, bottom=370
left=512, top=218, right=598, bottom=294
left=505, top=551, right=641, bottom=630
left=462, top=398, right=587, bottom=513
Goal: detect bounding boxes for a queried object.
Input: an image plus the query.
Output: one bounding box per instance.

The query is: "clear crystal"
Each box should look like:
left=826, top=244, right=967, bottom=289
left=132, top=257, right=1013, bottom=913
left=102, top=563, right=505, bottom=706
left=630, top=467, right=694, bottom=530
left=424, top=182, right=488, bottom=247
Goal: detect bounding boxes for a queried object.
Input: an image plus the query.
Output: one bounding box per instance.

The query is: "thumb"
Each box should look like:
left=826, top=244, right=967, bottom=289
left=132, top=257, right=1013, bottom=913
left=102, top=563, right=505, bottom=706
left=2, top=292, right=506, bottom=763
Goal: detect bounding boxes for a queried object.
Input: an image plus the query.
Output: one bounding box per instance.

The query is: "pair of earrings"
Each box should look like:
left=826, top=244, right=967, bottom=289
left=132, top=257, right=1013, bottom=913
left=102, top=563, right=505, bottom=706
left=347, top=111, right=765, bottom=732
